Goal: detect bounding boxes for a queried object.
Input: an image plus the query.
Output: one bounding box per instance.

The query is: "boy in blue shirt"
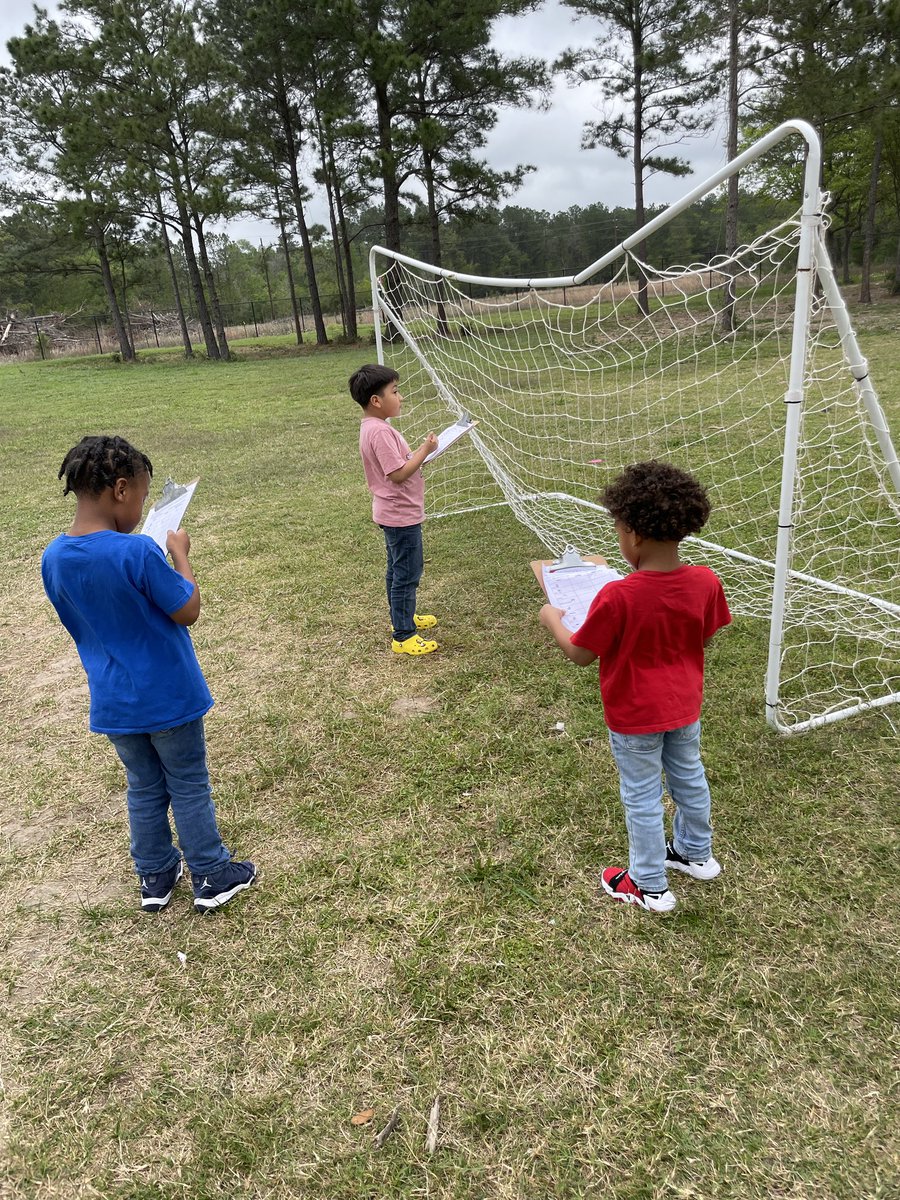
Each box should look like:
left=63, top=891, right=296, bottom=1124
left=41, top=435, right=256, bottom=914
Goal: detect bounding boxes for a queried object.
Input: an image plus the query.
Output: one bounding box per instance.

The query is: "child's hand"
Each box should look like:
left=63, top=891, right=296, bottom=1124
left=539, top=603, right=566, bottom=628
left=166, top=528, right=191, bottom=558
left=423, top=433, right=438, bottom=454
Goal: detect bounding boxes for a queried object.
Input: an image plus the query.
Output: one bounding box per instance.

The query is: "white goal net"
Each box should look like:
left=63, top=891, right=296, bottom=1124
left=371, top=122, right=900, bottom=734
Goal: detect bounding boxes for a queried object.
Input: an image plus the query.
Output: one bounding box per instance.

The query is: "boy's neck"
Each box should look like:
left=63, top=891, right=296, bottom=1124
left=634, top=539, right=682, bottom=571
left=69, top=497, right=119, bottom=535
left=362, top=404, right=389, bottom=422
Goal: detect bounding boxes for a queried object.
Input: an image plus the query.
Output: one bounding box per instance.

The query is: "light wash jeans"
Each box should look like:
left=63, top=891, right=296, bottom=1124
left=380, top=522, right=424, bottom=642
left=108, top=717, right=232, bottom=877
left=607, top=720, right=713, bottom=894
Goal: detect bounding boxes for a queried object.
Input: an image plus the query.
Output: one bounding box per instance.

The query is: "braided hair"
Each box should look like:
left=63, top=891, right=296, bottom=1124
left=602, top=461, right=711, bottom=542
left=58, top=436, right=153, bottom=497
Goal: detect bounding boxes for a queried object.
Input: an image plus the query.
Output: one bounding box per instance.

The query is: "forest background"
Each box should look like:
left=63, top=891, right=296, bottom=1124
left=1, top=0, right=899, bottom=360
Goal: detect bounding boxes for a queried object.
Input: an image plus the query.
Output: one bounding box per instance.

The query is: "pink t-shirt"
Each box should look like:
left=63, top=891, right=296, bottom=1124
left=359, top=416, right=425, bottom=527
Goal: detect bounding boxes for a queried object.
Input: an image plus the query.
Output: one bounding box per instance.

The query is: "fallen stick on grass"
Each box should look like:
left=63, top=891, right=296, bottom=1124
left=425, top=1095, right=441, bottom=1154
left=374, top=1108, right=401, bottom=1150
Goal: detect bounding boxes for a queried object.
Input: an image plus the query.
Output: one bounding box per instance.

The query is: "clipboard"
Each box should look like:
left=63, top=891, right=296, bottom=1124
left=423, top=415, right=479, bottom=463
left=140, top=477, right=199, bottom=552
left=531, top=550, right=623, bottom=633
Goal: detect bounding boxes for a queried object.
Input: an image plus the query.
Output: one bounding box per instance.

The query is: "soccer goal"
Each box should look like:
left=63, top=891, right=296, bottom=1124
left=370, top=120, right=900, bottom=735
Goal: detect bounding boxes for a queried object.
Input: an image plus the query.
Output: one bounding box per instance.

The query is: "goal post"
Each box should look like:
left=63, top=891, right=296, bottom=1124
left=370, top=120, right=900, bottom=735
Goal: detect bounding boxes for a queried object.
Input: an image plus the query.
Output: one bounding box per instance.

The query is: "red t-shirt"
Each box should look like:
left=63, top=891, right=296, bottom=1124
left=570, top=565, right=731, bottom=734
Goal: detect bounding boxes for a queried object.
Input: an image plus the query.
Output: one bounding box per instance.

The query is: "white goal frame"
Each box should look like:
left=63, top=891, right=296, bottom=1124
left=370, top=120, right=900, bottom=734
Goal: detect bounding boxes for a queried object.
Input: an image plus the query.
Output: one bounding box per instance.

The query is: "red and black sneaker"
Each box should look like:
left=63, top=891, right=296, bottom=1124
left=600, top=866, right=677, bottom=913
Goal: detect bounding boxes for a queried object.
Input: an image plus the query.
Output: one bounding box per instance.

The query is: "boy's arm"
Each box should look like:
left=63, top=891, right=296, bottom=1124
left=166, top=529, right=201, bottom=626
left=539, top=604, right=597, bottom=666
left=388, top=433, right=439, bottom=483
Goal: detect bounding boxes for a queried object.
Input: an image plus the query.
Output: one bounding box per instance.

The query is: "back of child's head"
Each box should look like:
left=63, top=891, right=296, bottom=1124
left=602, top=460, right=710, bottom=541
left=348, top=363, right=398, bottom=408
left=58, top=436, right=153, bottom=497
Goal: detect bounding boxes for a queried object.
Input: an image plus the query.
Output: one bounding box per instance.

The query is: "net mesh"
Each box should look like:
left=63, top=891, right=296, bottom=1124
left=373, top=210, right=900, bottom=731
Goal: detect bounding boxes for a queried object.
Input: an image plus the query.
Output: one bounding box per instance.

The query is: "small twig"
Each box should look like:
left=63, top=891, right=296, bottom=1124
left=373, top=1108, right=400, bottom=1150
left=425, top=1094, right=441, bottom=1154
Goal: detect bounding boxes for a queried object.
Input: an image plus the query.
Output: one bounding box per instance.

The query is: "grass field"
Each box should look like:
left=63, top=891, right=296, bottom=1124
left=1, top=339, right=898, bottom=1199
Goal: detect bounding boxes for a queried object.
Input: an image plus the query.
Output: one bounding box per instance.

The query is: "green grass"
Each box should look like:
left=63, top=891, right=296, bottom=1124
left=1, top=344, right=898, bottom=1199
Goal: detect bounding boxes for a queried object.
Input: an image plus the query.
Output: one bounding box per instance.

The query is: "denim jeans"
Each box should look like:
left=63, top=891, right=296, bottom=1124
left=380, top=522, right=424, bottom=642
left=607, top=720, right=713, bottom=894
left=108, top=717, right=231, bottom=877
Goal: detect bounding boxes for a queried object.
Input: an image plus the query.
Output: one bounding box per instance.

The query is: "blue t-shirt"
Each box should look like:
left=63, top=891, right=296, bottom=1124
left=41, top=530, right=213, bottom=736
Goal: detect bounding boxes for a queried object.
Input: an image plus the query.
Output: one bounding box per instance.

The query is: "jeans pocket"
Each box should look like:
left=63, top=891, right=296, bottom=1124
left=611, top=731, right=664, bottom=755
left=675, top=721, right=701, bottom=743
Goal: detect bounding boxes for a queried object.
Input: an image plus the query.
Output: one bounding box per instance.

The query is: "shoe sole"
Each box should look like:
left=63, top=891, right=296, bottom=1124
left=194, top=871, right=257, bottom=914
left=141, top=861, right=184, bottom=912
left=665, top=859, right=722, bottom=881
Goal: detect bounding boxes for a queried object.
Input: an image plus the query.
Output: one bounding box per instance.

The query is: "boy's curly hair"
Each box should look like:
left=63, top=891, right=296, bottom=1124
left=602, top=460, right=711, bottom=542
left=58, top=436, right=153, bottom=497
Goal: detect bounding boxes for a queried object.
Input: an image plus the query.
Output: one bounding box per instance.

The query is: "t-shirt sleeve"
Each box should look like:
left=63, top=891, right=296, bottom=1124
left=705, top=574, right=732, bottom=638
left=570, top=581, right=623, bottom=658
left=367, top=424, right=409, bottom=477
left=136, top=538, right=196, bottom=616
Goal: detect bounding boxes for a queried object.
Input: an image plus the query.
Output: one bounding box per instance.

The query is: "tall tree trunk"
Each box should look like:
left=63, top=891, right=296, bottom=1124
left=275, top=181, right=304, bottom=345
left=422, top=147, right=449, bottom=337
left=327, top=137, right=358, bottom=340
left=374, top=76, right=404, bottom=340
left=719, top=0, right=740, bottom=335
left=314, top=109, right=350, bottom=337
left=89, top=208, right=134, bottom=360
left=631, top=22, right=649, bottom=317
left=841, top=209, right=853, bottom=287
left=167, top=148, right=220, bottom=359
left=273, top=73, right=329, bottom=344
left=154, top=183, right=193, bottom=357
left=191, top=213, right=231, bottom=360
left=859, top=130, right=883, bottom=304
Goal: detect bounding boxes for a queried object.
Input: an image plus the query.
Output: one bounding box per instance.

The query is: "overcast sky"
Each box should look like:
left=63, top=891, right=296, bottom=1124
left=2, top=0, right=732, bottom=245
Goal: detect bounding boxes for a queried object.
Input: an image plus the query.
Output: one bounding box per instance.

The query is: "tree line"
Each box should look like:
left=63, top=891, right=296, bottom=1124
left=1, top=1, right=898, bottom=361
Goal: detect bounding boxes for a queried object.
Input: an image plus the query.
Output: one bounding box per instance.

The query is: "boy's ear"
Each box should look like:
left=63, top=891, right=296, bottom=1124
left=113, top=477, right=129, bottom=500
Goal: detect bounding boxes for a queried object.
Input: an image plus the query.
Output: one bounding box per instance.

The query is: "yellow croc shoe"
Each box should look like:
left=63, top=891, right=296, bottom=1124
left=391, top=634, right=439, bottom=656
left=414, top=613, right=438, bottom=630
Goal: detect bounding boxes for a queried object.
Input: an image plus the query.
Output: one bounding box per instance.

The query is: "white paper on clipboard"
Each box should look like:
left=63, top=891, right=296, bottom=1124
left=541, top=561, right=623, bottom=632
left=140, top=478, right=199, bottom=552
left=423, top=415, right=478, bottom=463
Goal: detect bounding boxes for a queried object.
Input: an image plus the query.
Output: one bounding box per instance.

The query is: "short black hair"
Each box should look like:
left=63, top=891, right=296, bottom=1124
left=602, top=460, right=711, bottom=542
left=348, top=363, right=399, bottom=408
left=58, top=436, right=153, bottom=497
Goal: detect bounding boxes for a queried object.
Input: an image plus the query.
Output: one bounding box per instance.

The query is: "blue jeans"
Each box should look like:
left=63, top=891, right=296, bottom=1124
left=607, top=720, right=713, bottom=894
left=108, top=717, right=231, bottom=877
left=380, top=522, right=424, bottom=642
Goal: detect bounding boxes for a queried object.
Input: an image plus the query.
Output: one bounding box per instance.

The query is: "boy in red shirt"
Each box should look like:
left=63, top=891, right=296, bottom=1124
left=539, top=461, right=731, bottom=913
left=350, top=363, right=440, bottom=655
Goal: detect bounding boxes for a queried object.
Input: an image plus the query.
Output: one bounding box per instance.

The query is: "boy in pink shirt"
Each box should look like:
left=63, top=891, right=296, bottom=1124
left=350, top=363, right=440, bottom=655
left=539, top=461, right=731, bottom=914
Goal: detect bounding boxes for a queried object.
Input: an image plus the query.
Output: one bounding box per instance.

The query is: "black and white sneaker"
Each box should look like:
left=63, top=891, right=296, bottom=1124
left=664, top=841, right=721, bottom=881
left=140, top=859, right=184, bottom=912
left=192, top=860, right=257, bottom=914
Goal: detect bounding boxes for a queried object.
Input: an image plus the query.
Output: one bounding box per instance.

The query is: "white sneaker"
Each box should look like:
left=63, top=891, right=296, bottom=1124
left=665, top=841, right=721, bottom=881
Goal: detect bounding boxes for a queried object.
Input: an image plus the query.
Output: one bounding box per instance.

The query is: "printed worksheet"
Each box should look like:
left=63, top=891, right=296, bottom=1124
left=541, top=561, right=623, bottom=632
left=424, top=416, right=478, bottom=463
left=140, top=478, right=199, bottom=552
